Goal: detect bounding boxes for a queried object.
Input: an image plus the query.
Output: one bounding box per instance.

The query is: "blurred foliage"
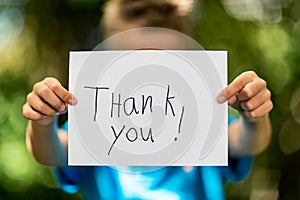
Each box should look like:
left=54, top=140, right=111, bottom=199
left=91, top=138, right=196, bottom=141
left=0, top=0, right=300, bottom=199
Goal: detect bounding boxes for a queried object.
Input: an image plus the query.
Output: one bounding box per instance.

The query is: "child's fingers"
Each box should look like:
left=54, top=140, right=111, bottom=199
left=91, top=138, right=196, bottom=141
left=228, top=95, right=237, bottom=105
left=236, top=78, right=266, bottom=101
left=43, top=77, right=77, bottom=105
left=23, top=103, right=44, bottom=121
left=27, top=92, right=56, bottom=116
left=244, top=100, right=273, bottom=120
left=217, top=71, right=256, bottom=103
left=33, top=82, right=66, bottom=112
left=240, top=89, right=271, bottom=111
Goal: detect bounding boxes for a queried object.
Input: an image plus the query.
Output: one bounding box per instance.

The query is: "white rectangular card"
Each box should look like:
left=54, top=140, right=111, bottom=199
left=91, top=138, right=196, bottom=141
left=68, top=50, right=227, bottom=166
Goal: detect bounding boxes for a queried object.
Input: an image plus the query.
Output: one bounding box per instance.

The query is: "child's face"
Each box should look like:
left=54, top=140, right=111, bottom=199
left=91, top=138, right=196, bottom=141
left=107, top=27, right=189, bottom=50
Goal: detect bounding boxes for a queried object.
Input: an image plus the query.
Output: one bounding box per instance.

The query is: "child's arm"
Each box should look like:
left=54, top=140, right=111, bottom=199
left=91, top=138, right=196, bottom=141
left=23, top=77, right=77, bottom=166
left=218, top=71, right=273, bottom=157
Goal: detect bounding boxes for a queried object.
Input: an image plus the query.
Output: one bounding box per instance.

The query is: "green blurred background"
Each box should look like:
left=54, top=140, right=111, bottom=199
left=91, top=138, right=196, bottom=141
left=0, top=0, right=299, bottom=199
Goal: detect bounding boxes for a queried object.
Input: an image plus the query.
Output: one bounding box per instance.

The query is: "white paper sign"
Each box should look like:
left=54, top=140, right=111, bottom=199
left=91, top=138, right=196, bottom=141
left=68, top=50, right=227, bottom=166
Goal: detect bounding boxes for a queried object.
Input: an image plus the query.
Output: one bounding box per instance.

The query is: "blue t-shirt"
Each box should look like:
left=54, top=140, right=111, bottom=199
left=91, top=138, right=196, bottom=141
left=54, top=119, right=252, bottom=200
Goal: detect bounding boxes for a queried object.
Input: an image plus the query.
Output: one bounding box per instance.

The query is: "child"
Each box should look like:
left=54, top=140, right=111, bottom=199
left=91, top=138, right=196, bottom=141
left=23, top=0, right=273, bottom=199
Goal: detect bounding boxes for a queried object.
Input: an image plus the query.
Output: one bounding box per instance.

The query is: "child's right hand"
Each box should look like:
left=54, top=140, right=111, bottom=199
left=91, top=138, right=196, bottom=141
left=23, top=77, right=77, bottom=125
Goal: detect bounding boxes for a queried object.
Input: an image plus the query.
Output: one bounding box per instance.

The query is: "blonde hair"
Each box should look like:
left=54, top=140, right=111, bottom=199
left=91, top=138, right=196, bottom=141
left=102, top=0, right=192, bottom=38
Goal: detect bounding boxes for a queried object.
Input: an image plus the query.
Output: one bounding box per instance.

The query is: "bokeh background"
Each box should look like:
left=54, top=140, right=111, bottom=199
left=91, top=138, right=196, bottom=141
left=0, top=0, right=299, bottom=199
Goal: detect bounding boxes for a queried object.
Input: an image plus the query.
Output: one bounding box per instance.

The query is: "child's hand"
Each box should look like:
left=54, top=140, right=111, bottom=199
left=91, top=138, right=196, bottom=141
left=217, top=71, right=273, bottom=122
left=23, top=77, right=77, bottom=125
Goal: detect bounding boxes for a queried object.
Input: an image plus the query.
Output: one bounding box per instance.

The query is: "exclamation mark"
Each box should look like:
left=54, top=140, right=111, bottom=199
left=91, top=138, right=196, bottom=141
left=175, top=106, right=185, bottom=142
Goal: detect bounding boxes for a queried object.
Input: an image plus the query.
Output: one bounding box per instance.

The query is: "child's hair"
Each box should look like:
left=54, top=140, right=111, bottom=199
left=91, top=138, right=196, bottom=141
left=102, top=0, right=192, bottom=38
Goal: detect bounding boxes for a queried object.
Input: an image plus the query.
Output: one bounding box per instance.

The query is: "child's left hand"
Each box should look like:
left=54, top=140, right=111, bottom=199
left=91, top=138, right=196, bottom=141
left=218, top=71, right=273, bottom=122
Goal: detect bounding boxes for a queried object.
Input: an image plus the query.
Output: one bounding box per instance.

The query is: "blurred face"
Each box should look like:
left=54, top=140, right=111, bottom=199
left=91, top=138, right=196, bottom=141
left=105, top=26, right=190, bottom=50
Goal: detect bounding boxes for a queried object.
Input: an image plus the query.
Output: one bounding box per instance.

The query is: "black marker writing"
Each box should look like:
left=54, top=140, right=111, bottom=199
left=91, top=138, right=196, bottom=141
left=84, top=86, right=109, bottom=121
left=142, top=95, right=153, bottom=114
left=124, top=97, right=139, bottom=116
left=84, top=84, right=186, bottom=156
left=174, top=106, right=185, bottom=142
left=126, top=127, right=138, bottom=142
left=178, top=106, right=185, bottom=134
left=108, top=125, right=155, bottom=155
left=111, top=93, right=121, bottom=118
left=110, top=93, right=154, bottom=118
left=165, top=85, right=175, bottom=116
left=108, top=125, right=126, bottom=156
left=140, top=127, right=154, bottom=142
